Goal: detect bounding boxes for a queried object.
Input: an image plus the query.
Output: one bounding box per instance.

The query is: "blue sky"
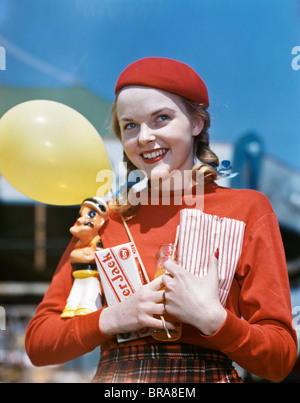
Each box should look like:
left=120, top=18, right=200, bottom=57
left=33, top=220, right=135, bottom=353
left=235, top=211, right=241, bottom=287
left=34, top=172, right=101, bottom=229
left=0, top=0, right=300, bottom=171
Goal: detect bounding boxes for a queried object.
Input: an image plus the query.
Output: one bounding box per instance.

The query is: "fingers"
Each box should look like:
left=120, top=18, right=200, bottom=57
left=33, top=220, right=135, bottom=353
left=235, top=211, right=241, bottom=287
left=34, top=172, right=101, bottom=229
left=153, top=289, right=165, bottom=303
left=207, top=251, right=219, bottom=278
left=161, top=272, right=173, bottom=288
left=148, top=275, right=165, bottom=290
left=149, top=316, right=178, bottom=330
left=162, top=250, right=219, bottom=280
left=150, top=301, right=166, bottom=316
left=164, top=259, right=179, bottom=275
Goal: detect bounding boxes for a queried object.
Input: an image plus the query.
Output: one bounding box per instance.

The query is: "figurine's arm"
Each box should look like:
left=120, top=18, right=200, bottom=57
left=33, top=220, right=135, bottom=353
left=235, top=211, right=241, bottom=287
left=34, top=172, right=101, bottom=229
left=70, top=236, right=101, bottom=264
left=70, top=248, right=95, bottom=264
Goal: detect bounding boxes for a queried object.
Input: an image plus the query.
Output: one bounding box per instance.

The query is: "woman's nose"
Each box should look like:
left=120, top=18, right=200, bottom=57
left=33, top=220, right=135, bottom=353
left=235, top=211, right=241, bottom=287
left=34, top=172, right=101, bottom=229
left=138, top=123, right=156, bottom=145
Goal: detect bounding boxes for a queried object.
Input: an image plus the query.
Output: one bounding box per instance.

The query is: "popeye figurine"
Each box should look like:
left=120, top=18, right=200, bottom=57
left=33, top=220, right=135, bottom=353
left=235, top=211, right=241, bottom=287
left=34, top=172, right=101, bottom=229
left=61, top=197, right=109, bottom=318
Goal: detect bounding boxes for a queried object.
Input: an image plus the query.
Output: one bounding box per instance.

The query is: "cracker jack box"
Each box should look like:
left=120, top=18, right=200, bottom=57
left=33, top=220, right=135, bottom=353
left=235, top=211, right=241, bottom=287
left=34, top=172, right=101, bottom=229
left=95, top=242, right=151, bottom=343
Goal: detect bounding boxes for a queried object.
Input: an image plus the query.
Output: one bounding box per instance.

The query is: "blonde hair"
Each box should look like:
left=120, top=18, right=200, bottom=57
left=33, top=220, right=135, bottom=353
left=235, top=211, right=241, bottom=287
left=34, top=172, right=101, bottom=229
left=110, top=96, right=219, bottom=219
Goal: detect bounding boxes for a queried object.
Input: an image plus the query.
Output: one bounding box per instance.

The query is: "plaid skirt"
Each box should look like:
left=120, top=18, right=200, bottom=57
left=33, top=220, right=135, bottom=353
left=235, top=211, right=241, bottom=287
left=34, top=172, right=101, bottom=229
left=92, top=343, right=242, bottom=383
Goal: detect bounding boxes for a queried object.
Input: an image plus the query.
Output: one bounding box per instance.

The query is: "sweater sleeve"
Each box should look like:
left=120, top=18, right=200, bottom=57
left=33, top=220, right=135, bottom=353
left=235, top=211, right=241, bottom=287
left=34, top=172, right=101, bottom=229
left=202, top=212, right=298, bottom=382
left=25, top=238, right=113, bottom=367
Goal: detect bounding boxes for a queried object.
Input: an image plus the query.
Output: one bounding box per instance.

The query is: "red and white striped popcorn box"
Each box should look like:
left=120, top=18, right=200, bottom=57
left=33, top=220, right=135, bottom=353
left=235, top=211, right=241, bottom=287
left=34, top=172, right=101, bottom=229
left=95, top=242, right=150, bottom=342
left=177, top=209, right=246, bottom=306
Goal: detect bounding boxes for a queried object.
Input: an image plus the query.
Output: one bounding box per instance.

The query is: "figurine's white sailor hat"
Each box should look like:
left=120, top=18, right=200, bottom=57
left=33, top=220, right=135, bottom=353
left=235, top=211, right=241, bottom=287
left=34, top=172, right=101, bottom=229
left=82, top=197, right=109, bottom=218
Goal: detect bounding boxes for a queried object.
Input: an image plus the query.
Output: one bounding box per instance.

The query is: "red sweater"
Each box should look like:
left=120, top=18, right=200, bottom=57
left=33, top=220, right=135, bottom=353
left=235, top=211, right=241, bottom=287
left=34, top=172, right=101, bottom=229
left=25, top=184, right=297, bottom=382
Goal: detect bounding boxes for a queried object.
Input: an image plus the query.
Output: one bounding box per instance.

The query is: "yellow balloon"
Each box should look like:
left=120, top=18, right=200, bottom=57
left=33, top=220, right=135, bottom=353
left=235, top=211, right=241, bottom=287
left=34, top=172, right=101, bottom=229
left=0, top=100, right=113, bottom=205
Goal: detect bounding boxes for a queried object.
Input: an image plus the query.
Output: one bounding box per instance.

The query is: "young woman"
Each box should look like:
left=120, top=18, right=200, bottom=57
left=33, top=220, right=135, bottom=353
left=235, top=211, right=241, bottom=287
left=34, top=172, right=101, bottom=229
left=25, top=57, right=297, bottom=383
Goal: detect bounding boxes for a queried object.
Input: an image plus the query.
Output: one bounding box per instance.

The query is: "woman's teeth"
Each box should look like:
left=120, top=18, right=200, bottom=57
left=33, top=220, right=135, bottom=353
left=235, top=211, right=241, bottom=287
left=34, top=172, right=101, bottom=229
left=142, top=149, right=167, bottom=159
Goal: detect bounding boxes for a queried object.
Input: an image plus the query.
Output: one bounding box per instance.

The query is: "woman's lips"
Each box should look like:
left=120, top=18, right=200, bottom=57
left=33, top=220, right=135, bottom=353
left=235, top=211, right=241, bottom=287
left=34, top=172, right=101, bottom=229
left=140, top=148, right=168, bottom=164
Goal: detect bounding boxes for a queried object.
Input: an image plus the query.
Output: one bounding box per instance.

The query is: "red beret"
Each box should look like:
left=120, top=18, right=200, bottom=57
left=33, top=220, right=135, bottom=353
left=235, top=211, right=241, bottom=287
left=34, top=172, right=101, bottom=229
left=115, top=57, right=209, bottom=108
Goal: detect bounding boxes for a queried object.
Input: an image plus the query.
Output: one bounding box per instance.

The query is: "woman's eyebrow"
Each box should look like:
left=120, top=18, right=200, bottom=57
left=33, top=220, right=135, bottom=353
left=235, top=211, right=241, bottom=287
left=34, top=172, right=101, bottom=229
left=119, top=107, right=174, bottom=121
left=150, top=107, right=173, bottom=116
left=119, top=116, right=133, bottom=122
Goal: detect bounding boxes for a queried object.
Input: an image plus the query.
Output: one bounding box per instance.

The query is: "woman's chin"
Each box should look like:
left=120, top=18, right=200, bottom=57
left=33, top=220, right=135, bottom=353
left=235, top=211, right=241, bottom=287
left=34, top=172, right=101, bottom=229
left=149, top=167, right=171, bottom=182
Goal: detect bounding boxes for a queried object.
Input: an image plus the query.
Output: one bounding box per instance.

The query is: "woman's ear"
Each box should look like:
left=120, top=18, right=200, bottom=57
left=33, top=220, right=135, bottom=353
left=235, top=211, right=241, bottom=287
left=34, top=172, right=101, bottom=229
left=192, top=116, right=205, bottom=137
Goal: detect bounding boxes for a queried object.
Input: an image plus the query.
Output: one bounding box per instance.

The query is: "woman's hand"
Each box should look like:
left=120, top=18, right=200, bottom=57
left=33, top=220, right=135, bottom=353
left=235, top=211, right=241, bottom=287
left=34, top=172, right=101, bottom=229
left=162, top=253, right=227, bottom=336
left=99, top=276, right=175, bottom=336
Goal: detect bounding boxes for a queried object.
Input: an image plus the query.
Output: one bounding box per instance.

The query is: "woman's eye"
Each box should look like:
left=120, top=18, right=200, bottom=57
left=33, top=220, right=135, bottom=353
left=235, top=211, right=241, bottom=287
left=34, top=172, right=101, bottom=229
left=123, top=122, right=137, bottom=131
left=157, top=114, right=170, bottom=123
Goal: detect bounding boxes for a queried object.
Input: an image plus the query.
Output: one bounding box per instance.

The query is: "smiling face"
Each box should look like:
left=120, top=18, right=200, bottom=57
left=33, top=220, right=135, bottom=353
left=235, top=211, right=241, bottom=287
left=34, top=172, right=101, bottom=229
left=116, top=86, right=204, bottom=184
